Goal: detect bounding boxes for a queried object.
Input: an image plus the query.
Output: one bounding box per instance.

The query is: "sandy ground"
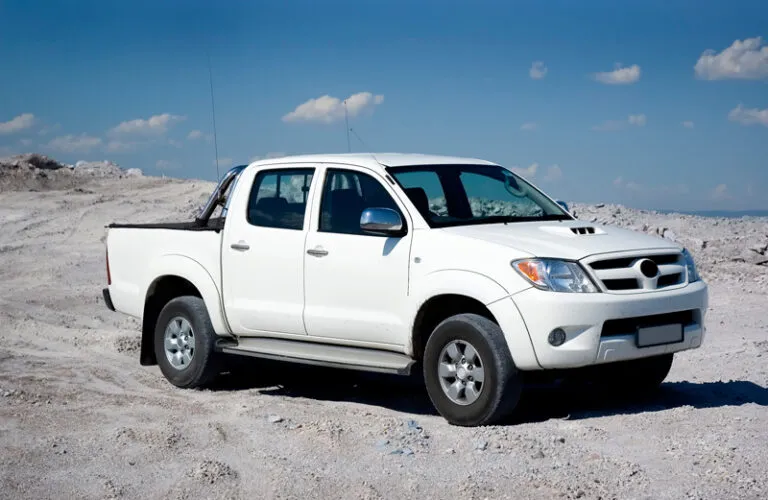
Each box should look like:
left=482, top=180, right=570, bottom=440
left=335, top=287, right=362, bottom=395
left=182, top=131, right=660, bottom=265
left=1, top=176, right=767, bottom=500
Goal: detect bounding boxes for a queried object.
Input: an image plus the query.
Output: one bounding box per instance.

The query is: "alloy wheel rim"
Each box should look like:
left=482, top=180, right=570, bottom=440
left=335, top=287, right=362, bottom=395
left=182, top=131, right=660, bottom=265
left=437, top=339, right=485, bottom=405
left=164, top=316, right=195, bottom=370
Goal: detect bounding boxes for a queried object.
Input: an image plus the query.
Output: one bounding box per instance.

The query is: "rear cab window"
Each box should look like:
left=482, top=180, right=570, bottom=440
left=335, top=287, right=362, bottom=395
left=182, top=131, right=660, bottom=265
left=247, top=168, right=314, bottom=230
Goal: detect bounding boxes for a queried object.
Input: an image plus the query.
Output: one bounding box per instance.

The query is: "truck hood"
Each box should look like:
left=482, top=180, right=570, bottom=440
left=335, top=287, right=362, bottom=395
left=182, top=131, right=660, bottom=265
left=439, top=220, right=681, bottom=260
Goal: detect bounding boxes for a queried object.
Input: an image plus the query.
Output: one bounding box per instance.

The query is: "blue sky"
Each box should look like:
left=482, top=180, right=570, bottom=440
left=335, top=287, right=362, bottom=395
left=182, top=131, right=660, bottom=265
left=1, top=0, right=767, bottom=211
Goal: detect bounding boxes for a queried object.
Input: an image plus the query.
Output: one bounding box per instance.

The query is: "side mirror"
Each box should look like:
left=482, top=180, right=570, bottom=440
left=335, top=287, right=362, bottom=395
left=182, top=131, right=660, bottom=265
left=556, top=200, right=569, bottom=213
left=360, top=208, right=404, bottom=236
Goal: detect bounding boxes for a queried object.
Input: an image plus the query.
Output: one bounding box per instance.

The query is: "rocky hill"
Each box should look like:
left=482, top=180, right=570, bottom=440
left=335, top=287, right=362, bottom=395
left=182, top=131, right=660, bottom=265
left=0, top=153, right=142, bottom=191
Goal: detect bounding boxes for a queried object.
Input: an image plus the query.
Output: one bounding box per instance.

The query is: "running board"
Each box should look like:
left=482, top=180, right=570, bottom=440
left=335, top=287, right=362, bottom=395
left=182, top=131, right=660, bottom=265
left=217, top=338, right=416, bottom=376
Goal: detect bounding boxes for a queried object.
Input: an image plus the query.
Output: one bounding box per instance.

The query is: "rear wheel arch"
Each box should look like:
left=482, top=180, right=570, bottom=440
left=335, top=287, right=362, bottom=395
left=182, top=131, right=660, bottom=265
left=140, top=275, right=203, bottom=366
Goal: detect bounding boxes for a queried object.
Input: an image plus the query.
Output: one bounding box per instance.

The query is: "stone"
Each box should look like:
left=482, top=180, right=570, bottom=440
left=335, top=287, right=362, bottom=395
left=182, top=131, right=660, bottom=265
left=267, top=415, right=283, bottom=424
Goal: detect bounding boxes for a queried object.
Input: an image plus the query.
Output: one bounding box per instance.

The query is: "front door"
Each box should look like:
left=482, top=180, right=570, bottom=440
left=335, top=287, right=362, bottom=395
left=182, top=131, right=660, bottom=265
left=303, top=166, right=413, bottom=347
left=222, top=166, right=316, bottom=335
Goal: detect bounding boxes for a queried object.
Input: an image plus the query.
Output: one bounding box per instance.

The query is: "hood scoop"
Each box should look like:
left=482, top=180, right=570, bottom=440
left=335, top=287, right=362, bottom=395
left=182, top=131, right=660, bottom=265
left=539, top=225, right=606, bottom=237
left=571, top=226, right=597, bottom=235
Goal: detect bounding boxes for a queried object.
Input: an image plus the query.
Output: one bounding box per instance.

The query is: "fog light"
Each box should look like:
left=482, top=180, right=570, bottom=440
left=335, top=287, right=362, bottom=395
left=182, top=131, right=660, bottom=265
left=548, top=328, right=566, bottom=346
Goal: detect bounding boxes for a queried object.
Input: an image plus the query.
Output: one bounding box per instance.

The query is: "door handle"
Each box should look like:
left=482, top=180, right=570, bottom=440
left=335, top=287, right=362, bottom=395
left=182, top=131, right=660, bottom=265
left=306, top=247, right=329, bottom=257
left=230, top=241, right=250, bottom=251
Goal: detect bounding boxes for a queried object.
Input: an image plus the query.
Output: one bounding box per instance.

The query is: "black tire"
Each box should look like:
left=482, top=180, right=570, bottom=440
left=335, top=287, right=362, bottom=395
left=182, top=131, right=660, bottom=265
left=154, top=296, right=220, bottom=388
left=423, top=313, right=522, bottom=426
left=595, top=353, right=674, bottom=394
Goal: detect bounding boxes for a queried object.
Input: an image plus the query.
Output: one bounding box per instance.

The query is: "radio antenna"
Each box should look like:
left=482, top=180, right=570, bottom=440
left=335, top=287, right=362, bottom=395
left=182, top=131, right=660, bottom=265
left=207, top=52, right=221, bottom=181
left=343, top=99, right=351, bottom=152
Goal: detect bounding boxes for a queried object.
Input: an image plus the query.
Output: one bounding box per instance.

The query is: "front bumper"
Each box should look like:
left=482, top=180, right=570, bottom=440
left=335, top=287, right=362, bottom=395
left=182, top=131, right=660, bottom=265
left=510, top=280, right=708, bottom=369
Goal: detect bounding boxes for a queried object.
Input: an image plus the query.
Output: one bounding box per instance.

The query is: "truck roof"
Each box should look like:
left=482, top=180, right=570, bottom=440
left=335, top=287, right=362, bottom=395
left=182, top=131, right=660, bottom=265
left=249, top=153, right=498, bottom=172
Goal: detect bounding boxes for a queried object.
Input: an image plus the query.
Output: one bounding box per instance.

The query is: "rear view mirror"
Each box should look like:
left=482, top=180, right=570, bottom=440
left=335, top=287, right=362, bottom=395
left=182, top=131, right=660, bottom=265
left=360, top=208, right=404, bottom=236
left=556, top=200, right=569, bottom=212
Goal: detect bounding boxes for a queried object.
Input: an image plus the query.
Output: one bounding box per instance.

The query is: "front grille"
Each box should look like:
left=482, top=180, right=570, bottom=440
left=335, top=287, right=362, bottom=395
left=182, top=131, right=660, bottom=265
left=590, top=253, right=680, bottom=270
left=585, top=252, right=686, bottom=292
left=658, top=273, right=683, bottom=288
left=602, top=310, right=696, bottom=337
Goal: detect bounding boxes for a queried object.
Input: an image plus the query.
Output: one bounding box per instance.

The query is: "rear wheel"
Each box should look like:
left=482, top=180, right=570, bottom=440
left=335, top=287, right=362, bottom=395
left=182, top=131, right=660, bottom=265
left=423, top=313, right=522, bottom=426
left=154, top=296, right=220, bottom=388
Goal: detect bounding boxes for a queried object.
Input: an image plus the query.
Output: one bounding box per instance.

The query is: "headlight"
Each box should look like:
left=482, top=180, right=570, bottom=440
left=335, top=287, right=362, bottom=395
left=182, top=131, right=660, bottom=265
left=682, top=248, right=700, bottom=282
left=512, top=258, right=599, bottom=293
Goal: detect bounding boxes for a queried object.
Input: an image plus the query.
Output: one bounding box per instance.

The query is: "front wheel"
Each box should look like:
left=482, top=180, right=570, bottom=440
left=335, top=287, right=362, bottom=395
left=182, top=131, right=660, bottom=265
left=423, top=313, right=522, bottom=426
left=154, top=296, right=220, bottom=388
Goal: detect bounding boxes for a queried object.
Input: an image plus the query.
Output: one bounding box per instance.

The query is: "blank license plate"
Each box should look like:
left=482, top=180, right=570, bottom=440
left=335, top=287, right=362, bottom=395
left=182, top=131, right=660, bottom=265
left=637, top=324, right=684, bottom=348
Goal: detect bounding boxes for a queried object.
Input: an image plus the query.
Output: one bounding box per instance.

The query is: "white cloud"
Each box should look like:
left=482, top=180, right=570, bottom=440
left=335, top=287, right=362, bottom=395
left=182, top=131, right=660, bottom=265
left=628, top=114, right=646, bottom=126
left=109, top=113, right=185, bottom=136
left=105, top=140, right=140, bottom=153
left=542, top=164, right=562, bottom=182
left=593, top=114, right=646, bottom=131
left=594, top=64, right=641, bottom=84
left=694, top=37, right=768, bottom=80
left=529, top=61, right=547, bottom=80
left=0, top=113, right=35, bottom=134
left=520, top=122, right=538, bottom=131
left=19, top=138, right=33, bottom=147
left=712, top=183, right=730, bottom=200
left=728, top=104, right=768, bottom=127
left=614, top=178, right=688, bottom=195
left=282, top=92, right=384, bottom=124
left=156, top=160, right=180, bottom=171
left=46, top=134, right=102, bottom=153
left=38, top=123, right=61, bottom=136
left=215, top=157, right=234, bottom=168
left=511, top=163, right=539, bottom=178
left=250, top=152, right=287, bottom=163
left=187, top=130, right=203, bottom=140
left=682, top=121, right=694, bottom=129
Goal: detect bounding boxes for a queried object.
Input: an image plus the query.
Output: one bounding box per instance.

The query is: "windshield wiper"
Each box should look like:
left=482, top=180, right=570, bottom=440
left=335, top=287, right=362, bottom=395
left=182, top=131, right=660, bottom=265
left=481, top=214, right=572, bottom=225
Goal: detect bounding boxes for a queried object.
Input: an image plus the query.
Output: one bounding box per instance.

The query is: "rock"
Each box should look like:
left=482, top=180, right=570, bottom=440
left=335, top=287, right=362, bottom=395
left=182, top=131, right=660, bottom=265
left=595, top=203, right=605, bottom=208
left=406, top=419, right=421, bottom=431
left=474, top=439, right=488, bottom=451
left=748, top=243, right=768, bottom=255
left=124, top=168, right=143, bottom=178
left=663, top=229, right=678, bottom=241
left=267, top=415, right=283, bottom=424
left=402, top=448, right=414, bottom=456
left=1, top=153, right=68, bottom=170
left=73, top=161, right=123, bottom=178
left=444, top=448, right=456, bottom=454
left=553, top=436, right=566, bottom=444
left=531, top=450, right=546, bottom=459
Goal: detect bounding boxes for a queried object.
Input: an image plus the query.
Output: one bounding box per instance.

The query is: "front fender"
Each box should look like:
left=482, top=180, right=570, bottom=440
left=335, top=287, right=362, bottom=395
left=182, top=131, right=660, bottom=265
left=408, top=269, right=539, bottom=369
left=145, top=254, right=231, bottom=335
left=406, top=270, right=508, bottom=355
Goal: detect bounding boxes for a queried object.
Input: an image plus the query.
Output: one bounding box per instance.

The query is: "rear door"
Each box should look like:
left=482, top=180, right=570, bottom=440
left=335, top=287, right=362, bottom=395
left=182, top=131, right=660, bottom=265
left=222, top=165, right=316, bottom=335
left=302, top=165, right=413, bottom=347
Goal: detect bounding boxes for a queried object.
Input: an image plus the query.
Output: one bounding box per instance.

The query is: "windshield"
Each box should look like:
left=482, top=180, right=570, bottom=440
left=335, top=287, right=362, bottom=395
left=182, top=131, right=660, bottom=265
left=388, top=164, right=571, bottom=227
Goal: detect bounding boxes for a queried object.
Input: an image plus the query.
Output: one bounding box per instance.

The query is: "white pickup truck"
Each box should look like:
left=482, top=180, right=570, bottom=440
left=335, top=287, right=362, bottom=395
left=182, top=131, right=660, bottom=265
left=104, top=153, right=708, bottom=426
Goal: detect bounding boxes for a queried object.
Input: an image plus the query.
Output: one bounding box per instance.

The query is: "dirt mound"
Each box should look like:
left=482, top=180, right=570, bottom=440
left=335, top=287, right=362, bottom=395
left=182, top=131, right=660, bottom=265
left=0, top=153, right=142, bottom=192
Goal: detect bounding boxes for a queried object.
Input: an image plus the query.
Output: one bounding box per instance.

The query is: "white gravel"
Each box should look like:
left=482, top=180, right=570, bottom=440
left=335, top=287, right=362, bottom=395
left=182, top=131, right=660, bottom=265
left=0, top=172, right=766, bottom=500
